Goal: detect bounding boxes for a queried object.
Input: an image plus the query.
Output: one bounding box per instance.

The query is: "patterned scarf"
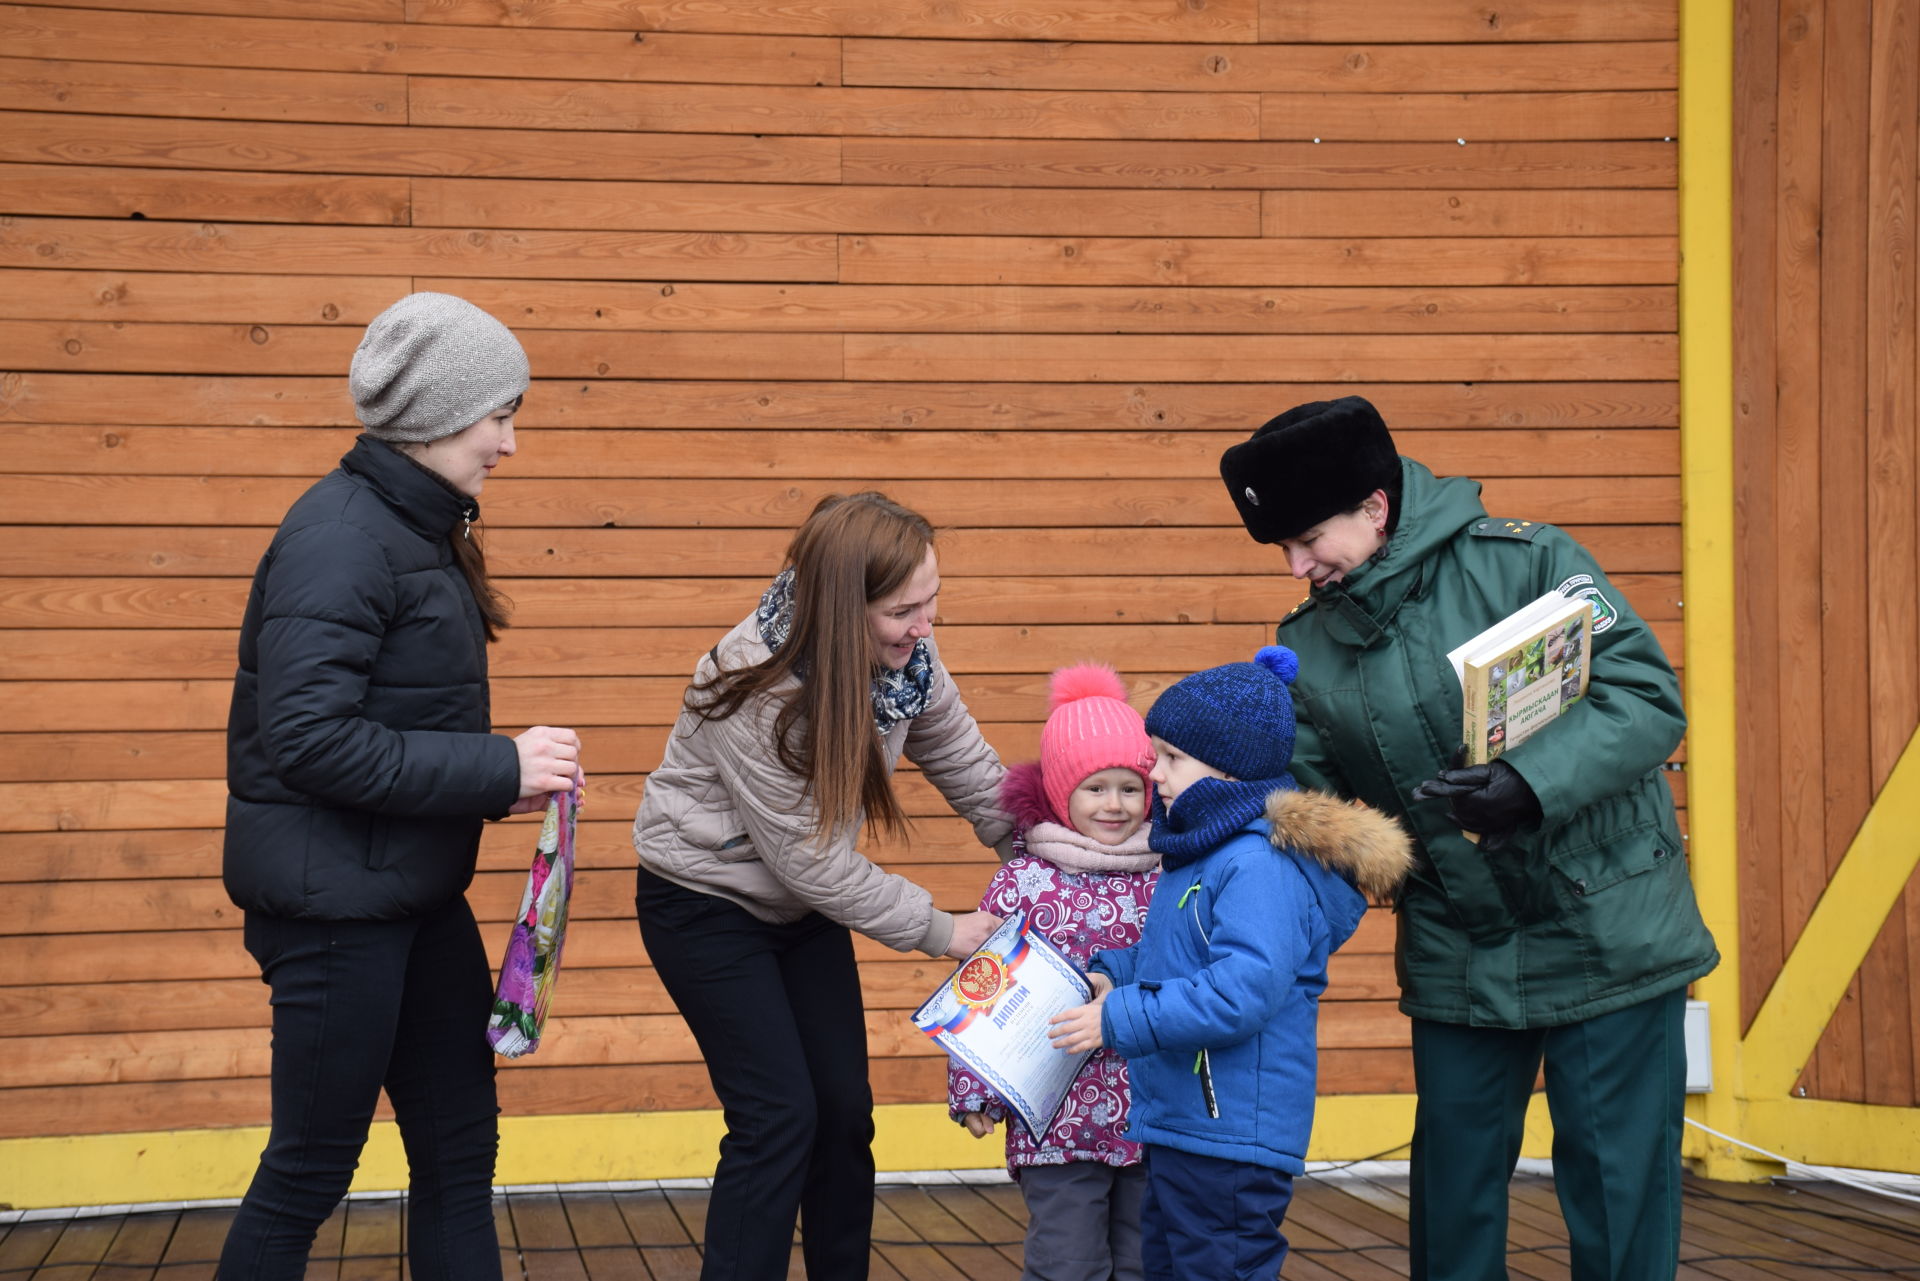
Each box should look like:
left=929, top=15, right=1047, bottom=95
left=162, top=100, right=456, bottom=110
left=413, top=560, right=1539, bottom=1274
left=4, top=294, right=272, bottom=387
left=1148, top=774, right=1294, bottom=867
left=756, top=568, right=934, bottom=738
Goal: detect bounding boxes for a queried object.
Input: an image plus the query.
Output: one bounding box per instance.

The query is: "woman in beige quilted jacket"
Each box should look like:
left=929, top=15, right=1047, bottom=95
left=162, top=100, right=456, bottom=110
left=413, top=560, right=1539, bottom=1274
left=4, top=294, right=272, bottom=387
left=632, top=491, right=1013, bottom=1281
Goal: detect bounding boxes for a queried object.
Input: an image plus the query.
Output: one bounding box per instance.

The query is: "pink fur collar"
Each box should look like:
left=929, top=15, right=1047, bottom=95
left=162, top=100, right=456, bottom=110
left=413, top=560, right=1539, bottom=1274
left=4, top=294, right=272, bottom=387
left=1001, top=760, right=1060, bottom=826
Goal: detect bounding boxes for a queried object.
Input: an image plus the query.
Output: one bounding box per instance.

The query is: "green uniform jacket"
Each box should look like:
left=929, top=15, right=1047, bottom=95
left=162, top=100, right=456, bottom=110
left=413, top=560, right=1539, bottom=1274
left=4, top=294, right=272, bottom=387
left=1278, top=458, right=1718, bottom=1028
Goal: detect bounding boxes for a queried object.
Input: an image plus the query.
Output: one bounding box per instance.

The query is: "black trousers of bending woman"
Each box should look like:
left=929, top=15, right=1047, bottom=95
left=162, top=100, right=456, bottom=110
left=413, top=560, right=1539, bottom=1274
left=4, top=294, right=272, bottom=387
left=636, top=867, right=876, bottom=1281
left=218, top=896, right=501, bottom=1281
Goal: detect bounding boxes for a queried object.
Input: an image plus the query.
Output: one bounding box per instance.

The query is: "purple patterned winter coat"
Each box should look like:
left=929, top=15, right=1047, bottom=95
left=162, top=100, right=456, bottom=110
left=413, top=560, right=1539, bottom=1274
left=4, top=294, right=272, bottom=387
left=948, top=762, right=1158, bottom=1175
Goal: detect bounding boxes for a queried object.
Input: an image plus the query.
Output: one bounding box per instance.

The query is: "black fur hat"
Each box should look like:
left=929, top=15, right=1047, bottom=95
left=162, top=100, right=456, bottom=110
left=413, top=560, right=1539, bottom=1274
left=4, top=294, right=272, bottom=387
left=1219, top=395, right=1400, bottom=544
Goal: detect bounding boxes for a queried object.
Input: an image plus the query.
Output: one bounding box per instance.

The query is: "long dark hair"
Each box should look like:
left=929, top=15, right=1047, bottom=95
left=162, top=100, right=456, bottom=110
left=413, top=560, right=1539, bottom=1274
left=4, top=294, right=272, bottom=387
left=454, top=522, right=511, bottom=642
left=388, top=423, right=515, bottom=643
left=691, top=492, right=935, bottom=842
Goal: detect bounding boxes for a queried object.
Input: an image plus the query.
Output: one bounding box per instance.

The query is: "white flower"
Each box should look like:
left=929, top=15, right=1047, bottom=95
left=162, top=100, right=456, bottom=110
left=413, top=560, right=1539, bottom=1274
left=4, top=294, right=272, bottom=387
left=1013, top=863, right=1058, bottom=901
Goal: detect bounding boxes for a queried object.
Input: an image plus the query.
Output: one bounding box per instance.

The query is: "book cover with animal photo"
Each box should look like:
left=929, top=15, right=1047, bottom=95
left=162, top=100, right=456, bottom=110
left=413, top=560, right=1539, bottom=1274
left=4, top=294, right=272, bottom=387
left=1449, top=593, right=1595, bottom=766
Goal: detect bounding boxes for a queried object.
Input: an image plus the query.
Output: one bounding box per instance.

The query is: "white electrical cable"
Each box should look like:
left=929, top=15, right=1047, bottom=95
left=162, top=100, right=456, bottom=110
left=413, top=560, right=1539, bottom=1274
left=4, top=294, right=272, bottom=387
left=1685, top=1116, right=1920, bottom=1205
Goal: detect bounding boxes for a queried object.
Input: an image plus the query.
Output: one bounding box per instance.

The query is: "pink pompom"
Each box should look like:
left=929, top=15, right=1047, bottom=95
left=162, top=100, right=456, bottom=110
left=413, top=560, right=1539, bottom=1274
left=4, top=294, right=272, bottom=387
left=1049, top=662, right=1129, bottom=712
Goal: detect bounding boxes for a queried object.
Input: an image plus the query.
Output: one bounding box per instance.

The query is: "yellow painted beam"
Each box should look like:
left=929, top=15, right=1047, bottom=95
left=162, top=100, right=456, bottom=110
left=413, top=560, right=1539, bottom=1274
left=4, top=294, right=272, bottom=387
left=1743, top=727, right=1920, bottom=1097
left=0, top=1095, right=1551, bottom=1212
left=0, top=1109, right=733, bottom=1212
left=1727, top=1096, right=1920, bottom=1174
left=1677, top=0, right=1771, bottom=1182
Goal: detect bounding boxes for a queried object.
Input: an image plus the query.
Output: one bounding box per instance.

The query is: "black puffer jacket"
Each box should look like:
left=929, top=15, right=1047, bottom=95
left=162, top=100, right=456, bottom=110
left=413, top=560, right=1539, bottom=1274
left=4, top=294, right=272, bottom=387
left=224, top=435, right=521, bottom=920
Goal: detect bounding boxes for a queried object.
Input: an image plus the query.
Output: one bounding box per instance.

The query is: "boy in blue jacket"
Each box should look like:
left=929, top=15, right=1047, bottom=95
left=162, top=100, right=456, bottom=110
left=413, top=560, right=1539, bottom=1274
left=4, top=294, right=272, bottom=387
left=1049, top=646, right=1413, bottom=1280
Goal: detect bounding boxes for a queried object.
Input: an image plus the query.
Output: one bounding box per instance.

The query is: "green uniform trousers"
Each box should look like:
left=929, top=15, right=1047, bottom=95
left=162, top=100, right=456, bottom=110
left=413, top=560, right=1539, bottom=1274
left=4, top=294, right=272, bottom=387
left=1407, top=989, right=1688, bottom=1281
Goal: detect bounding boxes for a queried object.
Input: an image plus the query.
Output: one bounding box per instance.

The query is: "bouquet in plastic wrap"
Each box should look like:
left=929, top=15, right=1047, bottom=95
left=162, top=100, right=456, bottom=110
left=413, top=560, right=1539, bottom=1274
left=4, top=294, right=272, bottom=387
left=487, top=784, right=579, bottom=1057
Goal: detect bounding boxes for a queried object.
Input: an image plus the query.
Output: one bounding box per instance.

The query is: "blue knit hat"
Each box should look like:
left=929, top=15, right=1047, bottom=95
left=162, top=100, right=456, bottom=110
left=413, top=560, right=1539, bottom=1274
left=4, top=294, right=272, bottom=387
left=1145, top=645, right=1299, bottom=782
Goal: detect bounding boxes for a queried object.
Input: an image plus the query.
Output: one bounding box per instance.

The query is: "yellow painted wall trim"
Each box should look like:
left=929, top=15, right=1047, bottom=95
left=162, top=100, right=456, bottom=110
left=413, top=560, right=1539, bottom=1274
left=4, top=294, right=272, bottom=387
left=1734, top=1097, right=1920, bottom=1173
left=1743, top=727, right=1920, bottom=1096
left=1676, top=0, right=1763, bottom=1182
left=0, top=1095, right=1557, bottom=1212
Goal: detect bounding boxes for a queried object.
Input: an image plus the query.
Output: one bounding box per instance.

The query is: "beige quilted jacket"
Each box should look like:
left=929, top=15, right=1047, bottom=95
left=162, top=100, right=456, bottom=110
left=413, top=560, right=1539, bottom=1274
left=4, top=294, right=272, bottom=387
left=632, top=614, right=1012, bottom=957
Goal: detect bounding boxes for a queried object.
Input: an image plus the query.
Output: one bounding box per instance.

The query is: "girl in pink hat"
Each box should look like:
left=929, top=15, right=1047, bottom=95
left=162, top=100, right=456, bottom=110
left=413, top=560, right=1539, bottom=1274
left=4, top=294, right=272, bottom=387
left=949, top=663, right=1159, bottom=1281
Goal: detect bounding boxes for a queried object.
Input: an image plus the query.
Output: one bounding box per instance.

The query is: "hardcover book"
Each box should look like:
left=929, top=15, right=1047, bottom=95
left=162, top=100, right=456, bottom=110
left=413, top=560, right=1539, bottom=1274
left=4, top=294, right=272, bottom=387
left=1447, top=592, right=1595, bottom=766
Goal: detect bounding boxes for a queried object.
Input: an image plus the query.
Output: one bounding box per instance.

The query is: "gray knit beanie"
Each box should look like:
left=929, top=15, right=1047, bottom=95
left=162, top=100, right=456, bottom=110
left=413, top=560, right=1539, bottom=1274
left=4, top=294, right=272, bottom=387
left=349, top=292, right=530, bottom=443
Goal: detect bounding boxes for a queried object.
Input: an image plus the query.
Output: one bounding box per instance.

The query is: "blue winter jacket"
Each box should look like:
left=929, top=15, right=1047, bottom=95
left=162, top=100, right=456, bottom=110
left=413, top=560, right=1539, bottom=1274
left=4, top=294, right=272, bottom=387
left=1092, top=788, right=1412, bottom=1173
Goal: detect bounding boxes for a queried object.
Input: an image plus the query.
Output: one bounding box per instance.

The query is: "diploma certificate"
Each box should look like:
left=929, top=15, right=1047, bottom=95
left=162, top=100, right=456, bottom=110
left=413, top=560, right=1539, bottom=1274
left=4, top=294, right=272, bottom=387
left=912, top=912, right=1095, bottom=1140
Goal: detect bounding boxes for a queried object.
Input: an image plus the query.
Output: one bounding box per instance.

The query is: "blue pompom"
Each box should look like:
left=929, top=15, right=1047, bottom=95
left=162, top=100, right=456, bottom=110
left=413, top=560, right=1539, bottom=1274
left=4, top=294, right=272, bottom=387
left=1254, top=644, right=1299, bottom=685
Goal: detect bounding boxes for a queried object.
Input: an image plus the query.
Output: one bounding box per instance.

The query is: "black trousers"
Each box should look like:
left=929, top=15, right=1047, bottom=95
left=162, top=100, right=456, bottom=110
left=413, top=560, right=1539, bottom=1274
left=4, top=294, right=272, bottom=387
left=218, top=896, right=502, bottom=1281
left=636, top=867, right=876, bottom=1281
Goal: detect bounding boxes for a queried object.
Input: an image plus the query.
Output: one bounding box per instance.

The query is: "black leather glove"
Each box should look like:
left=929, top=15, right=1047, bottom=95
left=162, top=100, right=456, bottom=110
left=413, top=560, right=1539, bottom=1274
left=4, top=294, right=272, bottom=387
left=1410, top=758, right=1543, bottom=852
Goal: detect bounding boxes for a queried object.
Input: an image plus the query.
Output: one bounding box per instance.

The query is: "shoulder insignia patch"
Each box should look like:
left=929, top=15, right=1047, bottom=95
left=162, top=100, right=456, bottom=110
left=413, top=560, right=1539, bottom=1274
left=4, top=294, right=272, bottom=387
left=1278, top=597, right=1317, bottom=628
left=1554, top=572, right=1620, bottom=634
left=1469, top=517, right=1548, bottom=542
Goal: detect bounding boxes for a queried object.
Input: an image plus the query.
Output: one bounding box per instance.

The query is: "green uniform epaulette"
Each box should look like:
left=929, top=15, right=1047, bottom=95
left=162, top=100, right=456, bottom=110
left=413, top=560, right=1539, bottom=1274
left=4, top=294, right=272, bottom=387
left=1277, top=596, right=1317, bottom=629
left=1469, top=517, right=1549, bottom=542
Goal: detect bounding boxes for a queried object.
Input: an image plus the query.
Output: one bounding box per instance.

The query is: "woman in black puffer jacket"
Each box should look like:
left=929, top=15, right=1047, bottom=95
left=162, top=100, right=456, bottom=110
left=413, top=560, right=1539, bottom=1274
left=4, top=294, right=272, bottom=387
left=218, top=293, right=583, bottom=1280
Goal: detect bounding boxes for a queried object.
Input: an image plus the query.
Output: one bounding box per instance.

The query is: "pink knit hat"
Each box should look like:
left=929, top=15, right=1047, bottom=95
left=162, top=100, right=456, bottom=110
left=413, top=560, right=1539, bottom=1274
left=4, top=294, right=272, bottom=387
left=1039, top=664, right=1156, bottom=826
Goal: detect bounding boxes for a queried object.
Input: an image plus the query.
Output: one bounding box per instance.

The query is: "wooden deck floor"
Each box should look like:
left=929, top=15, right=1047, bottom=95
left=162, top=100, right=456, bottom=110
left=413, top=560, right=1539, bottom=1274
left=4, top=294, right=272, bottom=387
left=4, top=1167, right=1920, bottom=1279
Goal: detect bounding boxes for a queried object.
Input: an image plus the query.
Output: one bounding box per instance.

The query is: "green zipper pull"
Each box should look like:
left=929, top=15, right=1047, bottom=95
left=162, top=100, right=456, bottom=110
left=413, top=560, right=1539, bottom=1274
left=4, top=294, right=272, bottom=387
left=1196, top=1048, right=1220, bottom=1118
left=1178, top=883, right=1200, bottom=908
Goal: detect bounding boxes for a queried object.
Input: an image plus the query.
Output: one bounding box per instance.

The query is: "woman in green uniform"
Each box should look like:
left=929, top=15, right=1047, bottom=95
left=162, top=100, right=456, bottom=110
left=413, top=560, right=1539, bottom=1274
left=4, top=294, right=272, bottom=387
left=1217, top=395, right=1717, bottom=1281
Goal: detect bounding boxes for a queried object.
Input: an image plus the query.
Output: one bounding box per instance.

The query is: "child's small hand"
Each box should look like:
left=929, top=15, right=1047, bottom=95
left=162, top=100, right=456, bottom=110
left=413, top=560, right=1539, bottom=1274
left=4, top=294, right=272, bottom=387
left=1048, top=991, right=1108, bottom=1053
left=962, top=1112, right=996, bottom=1139
left=1087, top=971, right=1113, bottom=998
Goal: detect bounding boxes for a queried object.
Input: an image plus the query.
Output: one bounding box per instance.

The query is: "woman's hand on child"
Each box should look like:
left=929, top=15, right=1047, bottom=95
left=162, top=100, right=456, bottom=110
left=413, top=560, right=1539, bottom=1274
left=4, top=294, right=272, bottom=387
left=514, top=725, right=583, bottom=801
left=945, top=911, right=1003, bottom=959
left=1048, top=990, right=1108, bottom=1053
left=962, top=1112, right=996, bottom=1139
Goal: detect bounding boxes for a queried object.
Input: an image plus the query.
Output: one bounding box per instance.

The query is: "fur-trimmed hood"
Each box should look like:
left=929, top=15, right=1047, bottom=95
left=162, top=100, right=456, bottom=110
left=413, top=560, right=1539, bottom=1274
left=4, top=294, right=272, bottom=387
left=1000, top=759, right=1057, bottom=829
left=1265, top=789, right=1414, bottom=899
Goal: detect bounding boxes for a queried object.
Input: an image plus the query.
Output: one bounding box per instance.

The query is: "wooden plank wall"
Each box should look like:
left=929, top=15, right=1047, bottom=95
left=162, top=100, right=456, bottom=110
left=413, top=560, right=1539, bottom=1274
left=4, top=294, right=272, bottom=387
left=1734, top=0, right=1920, bottom=1103
left=0, top=0, right=1681, bottom=1148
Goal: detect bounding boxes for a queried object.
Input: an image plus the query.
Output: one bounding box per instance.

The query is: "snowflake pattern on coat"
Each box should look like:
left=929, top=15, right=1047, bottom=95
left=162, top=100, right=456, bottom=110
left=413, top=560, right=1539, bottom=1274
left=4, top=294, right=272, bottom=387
left=948, top=831, right=1157, bottom=1176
